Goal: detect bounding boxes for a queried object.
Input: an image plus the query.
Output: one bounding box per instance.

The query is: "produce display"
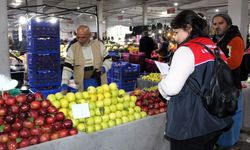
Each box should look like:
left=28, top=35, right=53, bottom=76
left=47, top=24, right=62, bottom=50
left=0, top=92, right=77, bottom=150
left=141, top=73, right=161, bottom=82
left=47, top=83, right=147, bottom=134
left=130, top=88, right=167, bottom=116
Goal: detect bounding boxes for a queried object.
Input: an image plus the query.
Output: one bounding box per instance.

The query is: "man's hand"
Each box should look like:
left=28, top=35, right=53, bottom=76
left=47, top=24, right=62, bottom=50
left=60, top=84, right=68, bottom=95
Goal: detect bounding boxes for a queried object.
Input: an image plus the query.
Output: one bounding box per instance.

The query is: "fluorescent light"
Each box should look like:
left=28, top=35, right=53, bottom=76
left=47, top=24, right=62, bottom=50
left=35, top=17, right=41, bottom=22
left=49, top=17, right=57, bottom=24
left=158, top=30, right=163, bottom=34
left=90, top=16, right=93, bottom=19
left=76, top=6, right=80, bottom=10
left=19, top=16, right=27, bottom=25
left=215, top=8, right=219, bottom=12
left=174, top=2, right=178, bottom=6
left=121, top=10, right=125, bottom=13
left=18, top=25, right=22, bottom=42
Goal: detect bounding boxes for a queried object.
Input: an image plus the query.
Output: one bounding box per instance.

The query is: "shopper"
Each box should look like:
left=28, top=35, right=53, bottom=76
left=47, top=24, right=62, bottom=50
left=212, top=13, right=244, bottom=148
left=158, top=10, right=232, bottom=150
left=139, top=31, right=157, bottom=59
left=61, top=25, right=112, bottom=92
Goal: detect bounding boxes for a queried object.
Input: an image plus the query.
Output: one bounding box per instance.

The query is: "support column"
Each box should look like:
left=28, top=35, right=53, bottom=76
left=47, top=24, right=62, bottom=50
left=0, top=0, right=10, bottom=77
left=97, top=0, right=104, bottom=39
left=228, top=0, right=248, bottom=45
left=142, top=2, right=148, bottom=26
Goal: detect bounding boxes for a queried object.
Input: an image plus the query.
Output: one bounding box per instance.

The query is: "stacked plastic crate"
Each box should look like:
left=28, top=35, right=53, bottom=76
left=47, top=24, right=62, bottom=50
left=107, top=61, right=140, bottom=91
left=27, top=19, right=61, bottom=95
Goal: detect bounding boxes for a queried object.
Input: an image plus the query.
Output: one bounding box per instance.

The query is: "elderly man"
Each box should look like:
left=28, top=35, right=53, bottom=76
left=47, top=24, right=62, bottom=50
left=212, top=13, right=244, bottom=149
left=61, top=25, right=111, bottom=92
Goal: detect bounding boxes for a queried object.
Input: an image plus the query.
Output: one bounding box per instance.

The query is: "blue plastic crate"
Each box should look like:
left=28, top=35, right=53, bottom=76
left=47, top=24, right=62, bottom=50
left=84, top=78, right=98, bottom=90
left=28, top=53, right=60, bottom=70
left=27, top=37, right=60, bottom=53
left=30, top=87, right=61, bottom=98
left=108, top=50, right=120, bottom=58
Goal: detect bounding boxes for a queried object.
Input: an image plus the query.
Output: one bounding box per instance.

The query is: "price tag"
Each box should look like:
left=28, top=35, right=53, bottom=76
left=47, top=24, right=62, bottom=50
left=72, top=104, right=90, bottom=119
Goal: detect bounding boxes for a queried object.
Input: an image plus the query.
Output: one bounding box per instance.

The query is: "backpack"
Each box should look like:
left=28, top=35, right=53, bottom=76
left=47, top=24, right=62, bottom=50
left=187, top=42, right=239, bottom=118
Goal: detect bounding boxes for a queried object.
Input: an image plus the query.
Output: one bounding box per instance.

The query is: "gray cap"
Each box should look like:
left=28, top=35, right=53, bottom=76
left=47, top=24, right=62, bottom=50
left=212, top=13, right=232, bottom=26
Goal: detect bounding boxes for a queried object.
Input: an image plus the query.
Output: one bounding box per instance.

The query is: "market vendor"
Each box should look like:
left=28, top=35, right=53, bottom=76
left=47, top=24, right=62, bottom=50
left=61, top=25, right=112, bottom=92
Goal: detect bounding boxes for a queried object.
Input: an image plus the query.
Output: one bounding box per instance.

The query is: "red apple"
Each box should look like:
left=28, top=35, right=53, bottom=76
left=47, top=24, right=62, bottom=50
left=34, top=92, right=43, bottom=101
left=4, top=97, right=16, bottom=106
left=40, top=125, right=52, bottom=133
left=142, top=107, right=148, bottom=112
left=154, top=109, right=160, bottom=115
left=15, top=94, right=26, bottom=103
left=53, top=122, right=62, bottom=131
left=0, top=107, right=8, bottom=116
left=154, top=103, right=160, bottom=109
left=18, top=112, right=28, bottom=120
left=29, top=136, right=40, bottom=145
left=7, top=140, right=18, bottom=150
left=20, top=103, right=30, bottom=112
left=5, top=114, right=16, bottom=124
left=0, top=143, right=7, bottom=150
left=8, top=131, right=19, bottom=140
left=3, top=124, right=11, bottom=132
left=159, top=107, right=165, bottom=113
left=47, top=106, right=57, bottom=114
left=0, top=99, right=4, bottom=106
left=148, top=109, right=155, bottom=115
left=39, top=133, right=50, bottom=143
left=69, top=128, right=78, bottom=135
left=2, top=93, right=10, bottom=100
left=35, top=116, right=45, bottom=126
left=12, top=121, right=23, bottom=131
left=55, top=112, right=65, bottom=121
left=41, top=100, right=51, bottom=108
left=28, top=110, right=39, bottom=119
left=31, top=101, right=41, bottom=110
left=46, top=116, right=55, bottom=124
left=19, top=128, right=30, bottom=138
left=159, top=101, right=165, bottom=107
left=135, top=101, right=142, bottom=107
left=0, top=134, right=9, bottom=143
left=0, top=117, right=3, bottom=125
left=50, top=132, right=59, bottom=140
left=30, top=128, right=41, bottom=136
left=63, top=119, right=73, bottom=129
left=38, top=108, right=47, bottom=116
left=59, top=129, right=68, bottom=138
left=10, top=105, right=19, bottom=114
left=18, top=138, right=30, bottom=148
left=23, top=120, right=34, bottom=129
left=26, top=94, right=35, bottom=102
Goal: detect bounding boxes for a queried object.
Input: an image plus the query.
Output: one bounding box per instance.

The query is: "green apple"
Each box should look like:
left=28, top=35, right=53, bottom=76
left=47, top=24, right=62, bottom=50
left=95, top=108, right=101, bottom=116
left=134, top=106, right=141, bottom=112
left=75, top=92, right=83, bottom=100
left=111, top=97, right=118, bottom=104
left=104, top=106, right=111, bottom=114
left=88, top=102, right=96, bottom=110
left=94, top=124, right=102, bottom=132
left=101, top=114, right=110, bottom=122
left=55, top=92, right=64, bottom=100
left=72, top=119, right=79, bottom=127
left=117, top=97, right=124, bottom=103
left=103, top=92, right=111, bottom=99
left=66, top=92, right=76, bottom=102
left=134, top=112, right=141, bottom=120
left=123, top=101, right=130, bottom=109
left=118, top=89, right=126, bottom=97
left=115, top=111, right=122, bottom=118
left=121, top=116, right=129, bottom=123
left=103, top=98, right=112, bottom=106
left=130, top=95, right=137, bottom=102
left=51, top=100, right=61, bottom=109
left=59, top=108, right=68, bottom=117
left=90, top=94, right=97, bottom=102
left=109, top=113, right=116, bottom=120
left=121, top=110, right=128, bottom=116
left=79, top=118, right=86, bottom=123
left=96, top=86, right=104, bottom=94
left=90, top=110, right=95, bottom=116
left=128, top=108, right=135, bottom=115
left=116, top=103, right=124, bottom=111
left=111, top=90, right=118, bottom=98
left=78, top=99, right=87, bottom=104
left=77, top=123, right=86, bottom=132
left=94, top=116, right=102, bottom=124
left=109, top=82, right=118, bottom=91
left=102, top=84, right=110, bottom=92
left=87, top=86, right=96, bottom=94
left=101, top=122, right=109, bottom=130
left=69, top=101, right=77, bottom=109
left=115, top=118, right=122, bottom=125
left=97, top=94, right=104, bottom=101
left=86, top=117, right=94, bottom=125
left=60, top=99, right=69, bottom=108
left=109, top=105, right=117, bottom=113
left=123, top=95, right=130, bottom=102
left=129, top=101, right=135, bottom=108
left=86, top=125, right=95, bottom=133
left=68, top=110, right=73, bottom=118
left=96, top=100, right=104, bottom=108
left=140, top=111, right=147, bottom=118
left=108, top=120, right=116, bottom=127
left=47, top=94, right=56, bottom=101
left=82, top=91, right=90, bottom=99
left=128, top=114, right=135, bottom=121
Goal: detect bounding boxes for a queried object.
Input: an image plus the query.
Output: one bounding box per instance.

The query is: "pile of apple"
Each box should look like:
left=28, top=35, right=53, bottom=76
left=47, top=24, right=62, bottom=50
left=47, top=83, right=147, bottom=134
left=0, top=92, right=77, bottom=150
left=130, top=88, right=167, bottom=115
left=141, top=73, right=161, bottom=82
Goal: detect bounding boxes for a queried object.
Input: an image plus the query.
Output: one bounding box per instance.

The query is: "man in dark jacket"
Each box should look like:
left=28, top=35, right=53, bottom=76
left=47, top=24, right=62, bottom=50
left=139, top=31, right=157, bottom=59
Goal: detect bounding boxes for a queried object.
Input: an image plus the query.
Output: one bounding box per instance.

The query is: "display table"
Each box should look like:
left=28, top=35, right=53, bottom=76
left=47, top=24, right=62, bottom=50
left=20, top=113, right=170, bottom=150
left=136, top=78, right=158, bottom=89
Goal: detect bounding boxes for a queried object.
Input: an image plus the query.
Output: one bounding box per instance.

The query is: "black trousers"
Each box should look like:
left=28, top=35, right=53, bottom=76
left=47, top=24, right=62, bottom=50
left=169, top=129, right=224, bottom=150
